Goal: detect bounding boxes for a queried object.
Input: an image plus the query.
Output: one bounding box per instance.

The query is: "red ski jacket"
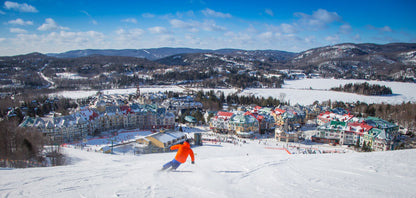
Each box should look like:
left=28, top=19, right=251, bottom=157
left=171, top=141, right=195, bottom=163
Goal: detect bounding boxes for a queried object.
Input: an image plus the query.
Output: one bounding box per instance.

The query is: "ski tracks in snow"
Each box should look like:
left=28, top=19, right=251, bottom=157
left=239, top=159, right=289, bottom=180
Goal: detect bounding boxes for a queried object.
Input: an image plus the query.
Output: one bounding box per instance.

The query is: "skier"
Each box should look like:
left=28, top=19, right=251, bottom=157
left=162, top=140, right=195, bottom=171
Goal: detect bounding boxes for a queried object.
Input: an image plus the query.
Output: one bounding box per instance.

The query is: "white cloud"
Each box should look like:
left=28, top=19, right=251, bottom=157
left=10, top=28, right=27, bottom=33
left=38, top=18, right=68, bottom=31
left=170, top=19, right=199, bottom=32
left=0, top=38, right=5, bottom=42
left=201, top=20, right=226, bottom=31
left=148, top=26, right=169, bottom=34
left=122, top=18, right=138, bottom=24
left=381, top=26, right=392, bottom=32
left=48, top=31, right=105, bottom=45
left=266, top=23, right=299, bottom=35
left=223, top=31, right=252, bottom=45
left=142, top=13, right=155, bottom=18
left=295, top=9, right=341, bottom=29
left=304, top=36, right=316, bottom=44
left=340, top=24, right=352, bottom=34
left=0, top=9, right=5, bottom=15
left=4, top=1, right=38, bottom=13
left=113, top=28, right=146, bottom=48
left=6, top=30, right=106, bottom=54
left=325, top=35, right=340, bottom=43
left=116, top=28, right=144, bottom=40
left=259, top=31, right=273, bottom=40
left=353, top=34, right=361, bottom=41
left=170, top=19, right=190, bottom=28
left=8, top=18, right=33, bottom=25
left=170, top=19, right=225, bottom=32
left=158, top=34, right=176, bottom=43
left=202, top=8, right=231, bottom=18
left=367, top=25, right=393, bottom=33
left=184, top=34, right=201, bottom=45
left=176, top=10, right=195, bottom=18
left=246, top=25, right=259, bottom=34
left=265, top=9, right=274, bottom=17
left=280, top=23, right=297, bottom=34
left=81, top=10, right=98, bottom=25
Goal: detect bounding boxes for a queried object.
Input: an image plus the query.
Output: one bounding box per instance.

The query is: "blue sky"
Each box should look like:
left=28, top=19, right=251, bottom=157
left=0, top=0, right=415, bottom=56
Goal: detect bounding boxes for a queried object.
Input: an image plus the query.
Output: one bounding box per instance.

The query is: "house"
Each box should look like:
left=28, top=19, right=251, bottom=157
left=360, top=117, right=398, bottom=151
left=20, top=103, right=177, bottom=143
left=210, top=111, right=234, bottom=133
left=254, top=107, right=276, bottom=133
left=145, top=131, right=187, bottom=149
left=313, top=121, right=347, bottom=145
left=229, top=113, right=258, bottom=137
left=343, top=121, right=373, bottom=145
left=271, top=108, right=286, bottom=126
left=312, top=116, right=399, bottom=151
left=161, top=96, right=203, bottom=114
left=316, top=110, right=353, bottom=126
left=275, top=124, right=300, bottom=143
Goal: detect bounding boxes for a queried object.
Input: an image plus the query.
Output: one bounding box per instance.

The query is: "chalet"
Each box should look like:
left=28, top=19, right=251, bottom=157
left=20, top=104, right=175, bottom=143
left=271, top=108, right=286, bottom=126
left=312, top=117, right=399, bottom=151
left=210, top=111, right=234, bottom=133
left=361, top=117, right=398, bottom=151
left=254, top=107, right=276, bottom=133
left=316, top=110, right=353, bottom=126
left=275, top=125, right=300, bottom=143
left=229, top=113, right=258, bottom=137
left=272, top=106, right=306, bottom=127
left=313, top=121, right=347, bottom=145
left=343, top=122, right=373, bottom=145
left=145, top=131, right=187, bottom=149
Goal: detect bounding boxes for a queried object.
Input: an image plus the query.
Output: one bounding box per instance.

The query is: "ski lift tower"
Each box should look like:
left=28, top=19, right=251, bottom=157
left=136, top=84, right=141, bottom=97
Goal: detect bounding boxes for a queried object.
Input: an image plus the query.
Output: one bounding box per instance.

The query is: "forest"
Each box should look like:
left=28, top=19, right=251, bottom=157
left=330, top=82, right=393, bottom=95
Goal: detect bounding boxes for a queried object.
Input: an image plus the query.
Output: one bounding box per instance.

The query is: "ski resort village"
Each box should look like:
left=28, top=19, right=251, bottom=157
left=2, top=69, right=416, bottom=197
left=2, top=83, right=416, bottom=197
left=16, top=88, right=404, bottom=155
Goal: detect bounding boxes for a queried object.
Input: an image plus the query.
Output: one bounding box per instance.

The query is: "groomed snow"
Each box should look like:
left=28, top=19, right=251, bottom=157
left=1, top=129, right=416, bottom=198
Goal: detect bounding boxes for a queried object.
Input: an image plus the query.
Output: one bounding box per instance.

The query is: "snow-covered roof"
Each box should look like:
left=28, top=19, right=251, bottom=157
left=230, top=114, right=257, bottom=124
left=147, top=131, right=186, bottom=144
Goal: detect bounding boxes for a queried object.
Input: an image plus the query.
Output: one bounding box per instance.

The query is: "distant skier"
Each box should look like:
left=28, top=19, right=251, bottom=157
left=162, top=140, right=195, bottom=171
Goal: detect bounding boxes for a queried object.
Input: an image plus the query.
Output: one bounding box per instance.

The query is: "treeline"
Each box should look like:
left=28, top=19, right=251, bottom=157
left=194, top=90, right=223, bottom=111
left=0, top=119, right=66, bottom=167
left=225, top=73, right=283, bottom=89
left=0, top=120, right=45, bottom=164
left=226, top=94, right=285, bottom=107
left=331, top=82, right=392, bottom=95
left=193, top=90, right=286, bottom=110
left=152, top=69, right=218, bottom=83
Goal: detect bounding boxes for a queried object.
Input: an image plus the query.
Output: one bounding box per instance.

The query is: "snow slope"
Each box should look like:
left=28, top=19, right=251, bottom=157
left=1, top=134, right=416, bottom=198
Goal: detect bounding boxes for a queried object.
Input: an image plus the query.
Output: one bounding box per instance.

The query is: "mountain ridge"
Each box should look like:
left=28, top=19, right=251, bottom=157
left=1, top=42, right=415, bottom=92
left=46, top=47, right=296, bottom=61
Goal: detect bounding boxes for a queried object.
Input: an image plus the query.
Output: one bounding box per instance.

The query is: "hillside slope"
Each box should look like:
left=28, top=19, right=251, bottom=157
left=1, top=140, right=415, bottom=197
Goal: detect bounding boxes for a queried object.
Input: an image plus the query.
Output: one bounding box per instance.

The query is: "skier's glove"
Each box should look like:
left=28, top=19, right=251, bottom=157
left=192, top=161, right=195, bottom=164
